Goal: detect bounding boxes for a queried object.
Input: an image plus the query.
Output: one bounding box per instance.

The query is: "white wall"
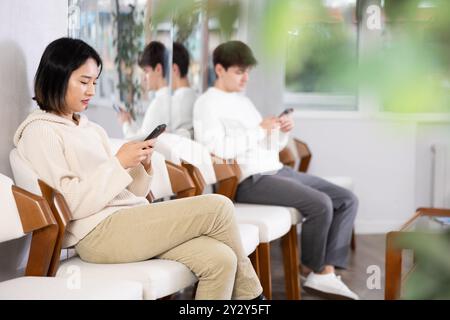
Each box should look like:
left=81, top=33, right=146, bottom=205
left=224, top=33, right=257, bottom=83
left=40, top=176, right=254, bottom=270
left=0, top=0, right=67, bottom=281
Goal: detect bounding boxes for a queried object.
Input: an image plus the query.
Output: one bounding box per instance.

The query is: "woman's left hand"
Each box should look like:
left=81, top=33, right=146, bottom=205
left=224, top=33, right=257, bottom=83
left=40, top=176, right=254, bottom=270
left=141, top=139, right=155, bottom=171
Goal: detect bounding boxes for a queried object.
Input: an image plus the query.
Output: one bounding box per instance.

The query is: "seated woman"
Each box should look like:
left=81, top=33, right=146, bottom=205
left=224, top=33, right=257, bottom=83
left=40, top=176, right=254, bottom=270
left=13, top=37, right=262, bottom=300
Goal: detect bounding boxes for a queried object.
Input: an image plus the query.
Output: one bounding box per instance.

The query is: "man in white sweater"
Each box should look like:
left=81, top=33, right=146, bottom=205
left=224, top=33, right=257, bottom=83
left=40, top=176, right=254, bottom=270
left=194, top=40, right=359, bottom=300
left=118, top=41, right=171, bottom=140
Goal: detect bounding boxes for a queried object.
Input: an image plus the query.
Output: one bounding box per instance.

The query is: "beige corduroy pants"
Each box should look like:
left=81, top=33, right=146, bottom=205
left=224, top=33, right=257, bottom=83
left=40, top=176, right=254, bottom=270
left=75, top=194, right=262, bottom=300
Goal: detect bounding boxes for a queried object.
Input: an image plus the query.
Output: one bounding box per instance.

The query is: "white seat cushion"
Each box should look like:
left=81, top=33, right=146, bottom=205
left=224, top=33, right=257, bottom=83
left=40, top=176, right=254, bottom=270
left=56, top=257, right=197, bottom=300
left=234, top=203, right=291, bottom=243
left=0, top=276, right=143, bottom=300
left=287, top=207, right=302, bottom=225
left=321, top=176, right=354, bottom=191
left=238, top=223, right=259, bottom=256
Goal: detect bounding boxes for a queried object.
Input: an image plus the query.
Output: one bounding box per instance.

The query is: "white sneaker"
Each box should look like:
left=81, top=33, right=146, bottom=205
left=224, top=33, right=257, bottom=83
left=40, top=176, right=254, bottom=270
left=303, top=272, right=359, bottom=300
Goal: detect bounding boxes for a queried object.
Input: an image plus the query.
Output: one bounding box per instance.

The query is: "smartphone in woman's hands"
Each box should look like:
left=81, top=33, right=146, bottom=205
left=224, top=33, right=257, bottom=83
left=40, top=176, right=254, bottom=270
left=144, top=124, right=167, bottom=141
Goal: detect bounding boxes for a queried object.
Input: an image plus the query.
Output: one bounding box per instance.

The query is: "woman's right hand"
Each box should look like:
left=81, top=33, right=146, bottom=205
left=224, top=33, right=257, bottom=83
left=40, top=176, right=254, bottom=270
left=116, top=140, right=154, bottom=169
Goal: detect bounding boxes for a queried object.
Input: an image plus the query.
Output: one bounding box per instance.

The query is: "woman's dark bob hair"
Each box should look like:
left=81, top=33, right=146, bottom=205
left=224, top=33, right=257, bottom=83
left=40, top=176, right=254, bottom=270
left=33, top=37, right=102, bottom=114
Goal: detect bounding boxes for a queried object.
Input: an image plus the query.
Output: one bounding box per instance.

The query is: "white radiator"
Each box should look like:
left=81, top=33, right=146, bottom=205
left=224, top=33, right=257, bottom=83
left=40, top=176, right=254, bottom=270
left=431, top=144, right=450, bottom=208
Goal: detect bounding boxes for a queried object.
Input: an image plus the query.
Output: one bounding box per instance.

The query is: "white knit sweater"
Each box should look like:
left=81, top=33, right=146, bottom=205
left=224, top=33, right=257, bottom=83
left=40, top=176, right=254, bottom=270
left=14, top=110, right=152, bottom=248
left=193, top=87, right=289, bottom=182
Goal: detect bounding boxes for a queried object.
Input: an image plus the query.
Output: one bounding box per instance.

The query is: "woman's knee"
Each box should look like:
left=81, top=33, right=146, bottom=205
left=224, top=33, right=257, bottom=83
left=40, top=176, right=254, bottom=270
left=203, top=194, right=235, bottom=219
left=204, top=241, right=238, bottom=275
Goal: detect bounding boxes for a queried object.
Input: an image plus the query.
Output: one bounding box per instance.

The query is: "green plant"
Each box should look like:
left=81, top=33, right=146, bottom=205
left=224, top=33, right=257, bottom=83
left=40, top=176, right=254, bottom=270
left=113, top=1, right=144, bottom=119
left=399, top=231, right=450, bottom=299
left=152, top=0, right=240, bottom=42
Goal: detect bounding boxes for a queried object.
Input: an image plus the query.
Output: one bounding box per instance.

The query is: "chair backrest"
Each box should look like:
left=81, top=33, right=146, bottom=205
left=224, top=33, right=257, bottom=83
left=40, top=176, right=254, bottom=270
left=156, top=133, right=217, bottom=194
left=293, top=138, right=312, bottom=173
left=279, top=145, right=296, bottom=169
left=10, top=148, right=41, bottom=195
left=0, top=173, right=58, bottom=277
left=155, top=134, right=241, bottom=200
left=165, top=160, right=197, bottom=198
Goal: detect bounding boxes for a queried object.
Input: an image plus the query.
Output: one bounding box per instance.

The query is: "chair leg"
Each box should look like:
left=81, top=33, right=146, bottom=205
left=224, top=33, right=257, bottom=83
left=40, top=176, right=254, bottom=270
left=281, top=226, right=301, bottom=300
left=258, top=242, right=272, bottom=300
left=249, top=246, right=260, bottom=278
left=351, top=228, right=356, bottom=251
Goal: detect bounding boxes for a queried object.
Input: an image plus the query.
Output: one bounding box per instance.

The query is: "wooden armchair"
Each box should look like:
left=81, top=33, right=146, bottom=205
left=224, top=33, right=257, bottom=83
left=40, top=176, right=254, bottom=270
left=0, top=173, right=143, bottom=299
left=12, top=184, right=58, bottom=277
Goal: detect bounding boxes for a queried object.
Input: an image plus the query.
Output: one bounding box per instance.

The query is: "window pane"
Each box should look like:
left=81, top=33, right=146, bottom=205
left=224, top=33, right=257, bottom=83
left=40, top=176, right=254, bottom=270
left=284, top=0, right=358, bottom=110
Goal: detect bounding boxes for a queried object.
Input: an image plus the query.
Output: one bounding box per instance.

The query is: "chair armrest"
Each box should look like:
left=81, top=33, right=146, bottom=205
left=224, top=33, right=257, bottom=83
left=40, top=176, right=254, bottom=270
left=181, top=161, right=206, bottom=196
left=211, top=155, right=241, bottom=201
left=416, top=207, right=450, bottom=216
left=12, top=185, right=57, bottom=234
left=12, top=185, right=59, bottom=277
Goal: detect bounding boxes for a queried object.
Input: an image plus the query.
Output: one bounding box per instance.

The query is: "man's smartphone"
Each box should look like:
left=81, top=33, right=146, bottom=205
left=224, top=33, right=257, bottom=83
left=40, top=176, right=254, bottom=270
left=144, top=124, right=166, bottom=141
left=278, top=108, right=294, bottom=118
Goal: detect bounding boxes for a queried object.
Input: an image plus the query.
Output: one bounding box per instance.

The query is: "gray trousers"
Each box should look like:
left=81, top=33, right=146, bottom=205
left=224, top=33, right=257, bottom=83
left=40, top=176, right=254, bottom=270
left=235, top=166, right=358, bottom=273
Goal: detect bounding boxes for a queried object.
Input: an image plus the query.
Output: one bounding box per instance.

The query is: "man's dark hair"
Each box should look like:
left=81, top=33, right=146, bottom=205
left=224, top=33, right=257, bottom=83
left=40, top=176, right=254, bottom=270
left=33, top=37, right=102, bottom=114
left=173, top=42, right=190, bottom=78
left=213, top=40, right=257, bottom=70
left=138, top=41, right=168, bottom=77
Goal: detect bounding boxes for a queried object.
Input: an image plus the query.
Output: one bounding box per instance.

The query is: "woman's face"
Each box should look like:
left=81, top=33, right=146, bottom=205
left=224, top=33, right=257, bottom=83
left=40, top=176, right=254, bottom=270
left=64, top=58, right=100, bottom=114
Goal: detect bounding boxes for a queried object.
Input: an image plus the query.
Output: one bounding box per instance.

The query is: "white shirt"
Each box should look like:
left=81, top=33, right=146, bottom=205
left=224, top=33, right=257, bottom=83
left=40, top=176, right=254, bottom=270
left=123, top=87, right=171, bottom=140
left=172, top=87, right=197, bottom=139
left=193, top=87, right=289, bottom=182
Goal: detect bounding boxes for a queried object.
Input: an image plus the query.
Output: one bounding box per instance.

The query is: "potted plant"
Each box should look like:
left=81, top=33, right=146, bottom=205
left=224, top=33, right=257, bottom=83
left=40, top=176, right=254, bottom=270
left=113, top=1, right=144, bottom=120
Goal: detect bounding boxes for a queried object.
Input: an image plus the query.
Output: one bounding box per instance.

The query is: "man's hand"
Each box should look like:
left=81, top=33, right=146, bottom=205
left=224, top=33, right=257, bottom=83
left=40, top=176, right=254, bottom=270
left=279, top=114, right=294, bottom=133
left=260, top=117, right=280, bottom=133
left=117, top=109, right=132, bottom=125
